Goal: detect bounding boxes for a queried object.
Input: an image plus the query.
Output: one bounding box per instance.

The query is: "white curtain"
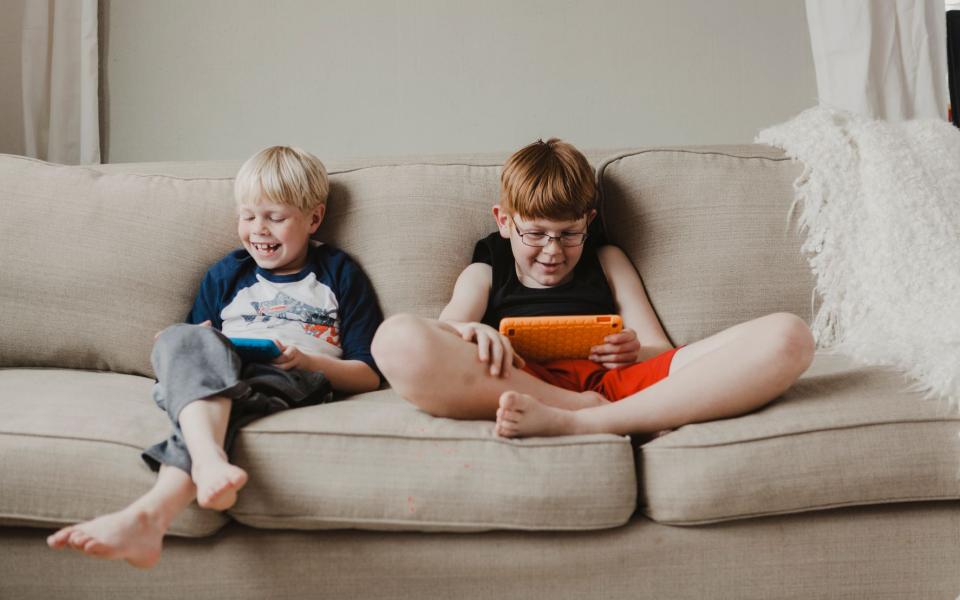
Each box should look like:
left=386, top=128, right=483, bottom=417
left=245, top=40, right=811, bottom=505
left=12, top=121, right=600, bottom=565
left=21, top=0, right=100, bottom=165
left=805, top=0, right=947, bottom=121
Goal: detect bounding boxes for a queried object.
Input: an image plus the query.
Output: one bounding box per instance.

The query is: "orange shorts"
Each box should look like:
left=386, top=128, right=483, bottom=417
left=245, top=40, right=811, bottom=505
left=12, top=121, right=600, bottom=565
left=520, top=347, right=681, bottom=402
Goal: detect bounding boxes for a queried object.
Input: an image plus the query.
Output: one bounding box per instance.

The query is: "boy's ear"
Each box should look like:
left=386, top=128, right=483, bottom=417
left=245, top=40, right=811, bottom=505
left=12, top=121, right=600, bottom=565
left=308, top=205, right=326, bottom=234
left=586, top=209, right=597, bottom=226
left=492, top=205, right=511, bottom=239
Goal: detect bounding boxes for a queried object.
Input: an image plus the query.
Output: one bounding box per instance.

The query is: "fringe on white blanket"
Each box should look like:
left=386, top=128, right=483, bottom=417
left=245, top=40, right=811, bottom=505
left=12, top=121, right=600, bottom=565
left=757, top=106, right=960, bottom=408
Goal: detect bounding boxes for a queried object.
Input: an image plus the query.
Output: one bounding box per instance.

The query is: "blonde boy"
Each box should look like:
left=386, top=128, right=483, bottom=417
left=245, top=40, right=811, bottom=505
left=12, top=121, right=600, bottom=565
left=47, top=146, right=382, bottom=568
left=373, top=138, right=814, bottom=438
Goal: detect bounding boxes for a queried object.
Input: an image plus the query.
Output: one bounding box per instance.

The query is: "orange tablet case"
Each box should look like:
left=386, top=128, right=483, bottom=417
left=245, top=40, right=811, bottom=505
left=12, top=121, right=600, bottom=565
left=499, top=315, right=623, bottom=362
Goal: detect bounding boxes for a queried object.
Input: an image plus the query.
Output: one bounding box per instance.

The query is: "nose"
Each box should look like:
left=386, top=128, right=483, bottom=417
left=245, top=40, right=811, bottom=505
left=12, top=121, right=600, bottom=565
left=540, top=237, right=563, bottom=254
left=543, top=236, right=563, bottom=252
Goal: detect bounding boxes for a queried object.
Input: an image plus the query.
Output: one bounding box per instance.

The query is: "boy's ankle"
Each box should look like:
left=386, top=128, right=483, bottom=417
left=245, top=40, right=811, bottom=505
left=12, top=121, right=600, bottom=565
left=126, top=500, right=175, bottom=531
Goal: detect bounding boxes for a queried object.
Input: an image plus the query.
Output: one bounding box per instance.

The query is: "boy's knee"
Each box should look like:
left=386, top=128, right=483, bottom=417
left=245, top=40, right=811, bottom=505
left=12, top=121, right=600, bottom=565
left=372, top=314, right=436, bottom=381
left=765, top=313, right=815, bottom=374
left=155, top=323, right=219, bottom=348
left=152, top=323, right=229, bottom=368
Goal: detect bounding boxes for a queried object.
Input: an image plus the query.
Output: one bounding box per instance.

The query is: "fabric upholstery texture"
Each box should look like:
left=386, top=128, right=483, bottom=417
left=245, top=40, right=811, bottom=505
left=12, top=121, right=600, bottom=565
left=317, top=163, right=502, bottom=319
left=4, top=502, right=959, bottom=599
left=228, top=389, right=635, bottom=532
left=0, top=155, right=238, bottom=377
left=0, top=369, right=226, bottom=536
left=641, top=353, right=960, bottom=524
left=0, top=369, right=636, bottom=533
left=599, top=146, right=814, bottom=346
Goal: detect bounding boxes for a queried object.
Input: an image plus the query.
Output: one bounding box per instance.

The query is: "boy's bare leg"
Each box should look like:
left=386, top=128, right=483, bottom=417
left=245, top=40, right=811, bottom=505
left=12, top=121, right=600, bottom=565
left=372, top=314, right=606, bottom=420
left=46, top=465, right=196, bottom=569
left=178, top=396, right=248, bottom=511
left=496, top=313, right=815, bottom=437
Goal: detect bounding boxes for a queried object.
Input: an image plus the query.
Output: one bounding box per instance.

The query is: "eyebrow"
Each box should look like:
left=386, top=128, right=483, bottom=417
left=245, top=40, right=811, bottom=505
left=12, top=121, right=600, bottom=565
left=520, top=223, right=585, bottom=232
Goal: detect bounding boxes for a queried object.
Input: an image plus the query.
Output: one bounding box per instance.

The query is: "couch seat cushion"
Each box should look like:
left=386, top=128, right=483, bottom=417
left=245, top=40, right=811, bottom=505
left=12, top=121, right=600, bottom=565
left=0, top=369, right=227, bottom=536
left=228, top=390, right=637, bottom=532
left=640, top=352, right=960, bottom=524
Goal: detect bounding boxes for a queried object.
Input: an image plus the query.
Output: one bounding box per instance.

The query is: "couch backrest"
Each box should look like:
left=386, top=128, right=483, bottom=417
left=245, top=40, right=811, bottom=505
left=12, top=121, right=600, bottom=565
left=0, top=146, right=813, bottom=377
left=599, top=146, right=813, bottom=346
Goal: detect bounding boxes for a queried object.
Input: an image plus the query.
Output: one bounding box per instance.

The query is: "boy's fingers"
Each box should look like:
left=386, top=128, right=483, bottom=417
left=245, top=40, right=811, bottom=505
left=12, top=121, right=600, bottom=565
left=605, top=330, right=637, bottom=343
left=476, top=334, right=490, bottom=362
left=593, top=352, right=637, bottom=364
left=502, top=338, right=522, bottom=373
left=488, top=338, right=504, bottom=375
left=593, top=340, right=641, bottom=355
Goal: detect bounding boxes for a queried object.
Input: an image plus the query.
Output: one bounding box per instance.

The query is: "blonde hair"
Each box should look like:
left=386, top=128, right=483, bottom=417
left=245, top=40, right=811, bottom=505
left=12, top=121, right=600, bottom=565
left=499, top=138, right=596, bottom=221
left=234, top=146, right=329, bottom=212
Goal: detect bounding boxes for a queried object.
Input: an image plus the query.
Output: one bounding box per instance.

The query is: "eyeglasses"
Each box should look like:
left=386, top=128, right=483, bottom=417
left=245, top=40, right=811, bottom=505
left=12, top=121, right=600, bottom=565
left=511, top=217, right=589, bottom=248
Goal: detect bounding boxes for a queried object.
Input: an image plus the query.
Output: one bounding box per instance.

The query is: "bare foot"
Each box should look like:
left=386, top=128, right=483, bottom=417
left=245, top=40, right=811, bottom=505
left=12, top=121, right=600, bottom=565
left=46, top=508, right=165, bottom=569
left=575, top=390, right=609, bottom=409
left=538, top=390, right=609, bottom=411
left=495, top=391, right=583, bottom=438
left=192, top=459, right=248, bottom=511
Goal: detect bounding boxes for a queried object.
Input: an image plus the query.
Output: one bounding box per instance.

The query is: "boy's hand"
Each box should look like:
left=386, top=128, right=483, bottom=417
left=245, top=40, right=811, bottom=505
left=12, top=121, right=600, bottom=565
left=454, top=322, right=525, bottom=377
left=589, top=328, right=641, bottom=369
left=272, top=340, right=309, bottom=371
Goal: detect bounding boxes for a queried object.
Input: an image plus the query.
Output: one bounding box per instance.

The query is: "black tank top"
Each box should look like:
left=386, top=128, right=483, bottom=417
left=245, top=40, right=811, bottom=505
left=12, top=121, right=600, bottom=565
left=471, top=232, right=617, bottom=329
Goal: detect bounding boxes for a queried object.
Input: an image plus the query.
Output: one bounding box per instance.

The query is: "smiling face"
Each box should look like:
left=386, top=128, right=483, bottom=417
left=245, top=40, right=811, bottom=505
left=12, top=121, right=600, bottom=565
left=237, top=200, right=324, bottom=275
left=493, top=205, right=594, bottom=289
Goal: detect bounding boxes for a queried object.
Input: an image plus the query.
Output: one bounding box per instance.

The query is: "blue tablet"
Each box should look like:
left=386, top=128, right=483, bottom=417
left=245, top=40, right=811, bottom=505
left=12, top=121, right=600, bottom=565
left=229, top=337, right=282, bottom=362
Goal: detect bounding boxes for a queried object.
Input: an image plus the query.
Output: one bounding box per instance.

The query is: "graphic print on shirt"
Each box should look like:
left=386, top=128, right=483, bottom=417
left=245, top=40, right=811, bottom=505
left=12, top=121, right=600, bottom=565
left=219, top=271, right=343, bottom=357
left=243, top=291, right=340, bottom=346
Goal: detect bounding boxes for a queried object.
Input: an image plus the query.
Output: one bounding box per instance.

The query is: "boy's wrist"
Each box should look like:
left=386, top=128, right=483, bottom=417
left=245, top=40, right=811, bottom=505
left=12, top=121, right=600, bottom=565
left=302, top=351, right=330, bottom=372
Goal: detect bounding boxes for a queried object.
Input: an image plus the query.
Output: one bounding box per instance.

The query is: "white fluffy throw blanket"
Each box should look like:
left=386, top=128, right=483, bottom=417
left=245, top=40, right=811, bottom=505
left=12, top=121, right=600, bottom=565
left=757, top=106, right=960, bottom=406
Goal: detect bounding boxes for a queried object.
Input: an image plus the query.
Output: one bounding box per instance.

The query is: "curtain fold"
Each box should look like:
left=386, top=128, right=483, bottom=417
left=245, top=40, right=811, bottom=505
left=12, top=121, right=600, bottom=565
left=805, top=0, right=947, bottom=121
left=22, top=0, right=100, bottom=165
left=947, top=10, right=960, bottom=126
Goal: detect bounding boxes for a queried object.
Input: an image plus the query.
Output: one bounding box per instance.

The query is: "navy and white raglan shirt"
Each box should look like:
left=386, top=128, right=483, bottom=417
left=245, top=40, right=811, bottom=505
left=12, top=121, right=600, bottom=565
left=187, top=241, right=383, bottom=376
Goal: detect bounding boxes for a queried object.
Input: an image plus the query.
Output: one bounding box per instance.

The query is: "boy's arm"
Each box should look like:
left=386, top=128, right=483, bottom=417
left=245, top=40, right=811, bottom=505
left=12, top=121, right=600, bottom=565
left=438, top=263, right=522, bottom=376
left=273, top=346, right=380, bottom=393
left=598, top=245, right=673, bottom=362
left=439, top=262, right=492, bottom=324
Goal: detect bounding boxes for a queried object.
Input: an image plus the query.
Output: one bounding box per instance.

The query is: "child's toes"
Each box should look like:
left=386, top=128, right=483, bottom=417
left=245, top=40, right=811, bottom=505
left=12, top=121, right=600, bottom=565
left=83, top=539, right=108, bottom=557
left=68, top=531, right=92, bottom=549
left=47, top=527, right=73, bottom=549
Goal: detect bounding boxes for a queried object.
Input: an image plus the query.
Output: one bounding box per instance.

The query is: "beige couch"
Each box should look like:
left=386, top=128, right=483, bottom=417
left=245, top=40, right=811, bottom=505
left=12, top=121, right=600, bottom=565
left=1, top=145, right=958, bottom=599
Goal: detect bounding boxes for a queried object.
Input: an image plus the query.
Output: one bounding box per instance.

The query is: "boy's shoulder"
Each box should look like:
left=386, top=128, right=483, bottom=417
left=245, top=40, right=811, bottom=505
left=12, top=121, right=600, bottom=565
left=203, top=248, right=255, bottom=280
left=306, top=241, right=358, bottom=274
left=471, top=231, right=508, bottom=265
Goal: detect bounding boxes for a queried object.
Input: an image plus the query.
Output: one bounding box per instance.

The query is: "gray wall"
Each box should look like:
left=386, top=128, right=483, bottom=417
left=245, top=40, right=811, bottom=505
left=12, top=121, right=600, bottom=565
left=103, top=1, right=814, bottom=162
left=0, top=0, right=25, bottom=156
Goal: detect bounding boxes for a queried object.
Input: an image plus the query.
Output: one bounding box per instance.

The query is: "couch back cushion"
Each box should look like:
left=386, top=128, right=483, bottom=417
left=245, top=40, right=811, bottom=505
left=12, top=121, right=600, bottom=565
left=1, top=146, right=811, bottom=375
left=0, top=154, right=503, bottom=376
left=317, top=163, right=501, bottom=319
left=0, top=155, right=239, bottom=376
left=599, top=146, right=814, bottom=345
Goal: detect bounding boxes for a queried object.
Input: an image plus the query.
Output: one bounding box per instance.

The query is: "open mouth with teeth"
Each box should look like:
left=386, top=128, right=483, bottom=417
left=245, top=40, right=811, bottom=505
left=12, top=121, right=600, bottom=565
left=252, top=242, right=281, bottom=255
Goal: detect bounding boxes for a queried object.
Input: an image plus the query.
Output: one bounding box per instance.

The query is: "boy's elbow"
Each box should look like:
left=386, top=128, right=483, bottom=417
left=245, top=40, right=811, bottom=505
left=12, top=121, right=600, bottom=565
left=359, top=366, right=382, bottom=393
left=346, top=362, right=381, bottom=394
